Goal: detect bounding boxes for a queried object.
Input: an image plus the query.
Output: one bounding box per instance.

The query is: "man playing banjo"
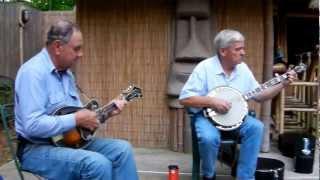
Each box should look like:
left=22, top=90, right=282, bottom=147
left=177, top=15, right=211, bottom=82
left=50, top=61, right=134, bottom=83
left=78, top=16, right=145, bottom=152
left=179, top=29, right=297, bottom=180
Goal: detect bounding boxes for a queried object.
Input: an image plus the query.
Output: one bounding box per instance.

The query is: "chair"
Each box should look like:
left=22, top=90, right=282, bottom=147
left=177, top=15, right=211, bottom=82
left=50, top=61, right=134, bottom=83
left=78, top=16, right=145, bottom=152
left=0, top=103, right=25, bottom=180
left=189, top=109, right=256, bottom=180
left=0, top=104, right=44, bottom=180
left=0, top=76, right=43, bottom=180
left=0, top=75, right=14, bottom=105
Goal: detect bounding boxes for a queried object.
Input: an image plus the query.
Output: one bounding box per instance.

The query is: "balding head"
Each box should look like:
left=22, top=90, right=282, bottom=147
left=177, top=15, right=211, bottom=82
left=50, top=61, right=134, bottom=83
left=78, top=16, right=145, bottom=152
left=46, top=19, right=80, bottom=45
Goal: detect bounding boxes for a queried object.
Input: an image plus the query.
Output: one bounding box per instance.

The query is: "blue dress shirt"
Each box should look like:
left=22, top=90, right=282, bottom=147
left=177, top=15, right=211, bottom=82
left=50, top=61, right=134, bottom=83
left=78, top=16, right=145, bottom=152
left=179, top=55, right=260, bottom=113
left=15, top=48, right=82, bottom=143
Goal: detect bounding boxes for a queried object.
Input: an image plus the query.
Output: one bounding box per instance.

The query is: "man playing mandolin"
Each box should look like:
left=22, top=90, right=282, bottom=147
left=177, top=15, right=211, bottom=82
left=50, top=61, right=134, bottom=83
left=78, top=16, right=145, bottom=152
left=179, top=29, right=297, bottom=180
left=14, top=20, right=139, bottom=179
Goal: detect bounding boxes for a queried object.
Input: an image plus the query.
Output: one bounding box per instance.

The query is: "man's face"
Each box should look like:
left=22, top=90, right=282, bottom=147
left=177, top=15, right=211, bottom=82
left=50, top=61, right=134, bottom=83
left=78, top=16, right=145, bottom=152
left=220, top=41, right=245, bottom=66
left=56, top=31, right=83, bottom=70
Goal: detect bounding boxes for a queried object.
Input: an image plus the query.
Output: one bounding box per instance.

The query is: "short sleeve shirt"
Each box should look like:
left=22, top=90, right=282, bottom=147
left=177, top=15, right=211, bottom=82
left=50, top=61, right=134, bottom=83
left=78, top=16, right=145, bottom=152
left=179, top=56, right=260, bottom=113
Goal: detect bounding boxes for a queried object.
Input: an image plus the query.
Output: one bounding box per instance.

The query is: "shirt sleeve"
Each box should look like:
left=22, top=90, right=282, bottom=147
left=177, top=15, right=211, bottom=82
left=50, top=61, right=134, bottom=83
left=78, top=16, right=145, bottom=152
left=243, top=63, right=260, bottom=92
left=248, top=71, right=260, bottom=91
left=15, top=68, right=76, bottom=139
left=179, top=65, right=206, bottom=100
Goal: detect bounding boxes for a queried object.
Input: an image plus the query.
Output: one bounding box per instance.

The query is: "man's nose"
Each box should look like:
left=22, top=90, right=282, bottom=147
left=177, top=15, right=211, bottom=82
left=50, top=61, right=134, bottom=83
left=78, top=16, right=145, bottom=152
left=241, top=49, right=246, bottom=56
left=78, top=51, right=83, bottom=58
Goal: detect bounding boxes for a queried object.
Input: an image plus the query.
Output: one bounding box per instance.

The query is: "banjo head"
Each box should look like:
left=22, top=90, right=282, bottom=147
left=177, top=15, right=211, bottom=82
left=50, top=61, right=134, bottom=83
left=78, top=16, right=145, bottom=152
left=206, top=86, right=248, bottom=129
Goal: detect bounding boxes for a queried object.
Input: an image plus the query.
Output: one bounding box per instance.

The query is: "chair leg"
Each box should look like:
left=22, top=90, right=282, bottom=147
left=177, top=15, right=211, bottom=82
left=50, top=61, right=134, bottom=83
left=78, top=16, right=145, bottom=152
left=231, top=144, right=239, bottom=177
left=191, top=117, right=200, bottom=180
left=192, top=150, right=200, bottom=180
left=14, top=159, right=24, bottom=180
left=1, top=106, right=24, bottom=180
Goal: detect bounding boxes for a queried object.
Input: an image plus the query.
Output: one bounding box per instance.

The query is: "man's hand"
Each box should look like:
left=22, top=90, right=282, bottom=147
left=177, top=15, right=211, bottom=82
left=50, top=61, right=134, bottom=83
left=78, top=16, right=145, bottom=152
left=210, top=97, right=232, bottom=114
left=109, top=99, right=128, bottom=116
left=75, top=109, right=98, bottom=131
left=282, top=69, right=298, bottom=87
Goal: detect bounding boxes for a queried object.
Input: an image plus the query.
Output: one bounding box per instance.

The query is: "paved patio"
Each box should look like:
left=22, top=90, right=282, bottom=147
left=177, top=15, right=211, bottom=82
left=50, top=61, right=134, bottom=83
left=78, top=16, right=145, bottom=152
left=0, top=145, right=318, bottom=180
left=135, top=145, right=319, bottom=180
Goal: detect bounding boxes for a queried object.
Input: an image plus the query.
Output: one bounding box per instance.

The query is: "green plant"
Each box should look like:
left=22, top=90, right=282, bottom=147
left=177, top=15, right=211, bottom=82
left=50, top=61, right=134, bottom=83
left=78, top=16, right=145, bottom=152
left=24, top=0, right=75, bottom=11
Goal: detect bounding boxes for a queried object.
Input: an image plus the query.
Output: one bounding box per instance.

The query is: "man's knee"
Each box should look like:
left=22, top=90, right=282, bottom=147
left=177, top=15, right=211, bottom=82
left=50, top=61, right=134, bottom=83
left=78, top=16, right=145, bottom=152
left=81, top=153, right=112, bottom=179
left=112, top=140, right=135, bottom=167
left=198, top=132, right=220, bottom=148
left=116, top=140, right=134, bottom=155
left=249, top=118, right=264, bottom=136
left=254, top=120, right=264, bottom=133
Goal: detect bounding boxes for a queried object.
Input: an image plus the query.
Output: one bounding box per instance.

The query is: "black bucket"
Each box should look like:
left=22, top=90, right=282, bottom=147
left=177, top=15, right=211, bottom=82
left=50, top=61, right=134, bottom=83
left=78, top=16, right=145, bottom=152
left=255, top=157, right=285, bottom=180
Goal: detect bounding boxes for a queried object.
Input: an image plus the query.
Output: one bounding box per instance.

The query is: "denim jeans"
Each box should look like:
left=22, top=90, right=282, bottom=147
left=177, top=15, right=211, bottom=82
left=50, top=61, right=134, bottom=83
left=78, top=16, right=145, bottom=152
left=20, top=137, right=139, bottom=180
left=193, top=113, right=263, bottom=180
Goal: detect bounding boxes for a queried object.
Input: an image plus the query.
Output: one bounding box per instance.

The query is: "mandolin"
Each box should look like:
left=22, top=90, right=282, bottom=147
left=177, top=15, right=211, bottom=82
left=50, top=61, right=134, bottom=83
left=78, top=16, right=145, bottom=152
left=51, top=85, right=142, bottom=148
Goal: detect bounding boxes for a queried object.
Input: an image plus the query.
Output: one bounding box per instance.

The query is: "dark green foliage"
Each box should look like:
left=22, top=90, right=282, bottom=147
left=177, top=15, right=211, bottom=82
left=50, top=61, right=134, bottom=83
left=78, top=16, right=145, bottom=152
left=0, top=76, right=14, bottom=105
left=28, top=0, right=75, bottom=11
left=1, top=0, right=76, bottom=11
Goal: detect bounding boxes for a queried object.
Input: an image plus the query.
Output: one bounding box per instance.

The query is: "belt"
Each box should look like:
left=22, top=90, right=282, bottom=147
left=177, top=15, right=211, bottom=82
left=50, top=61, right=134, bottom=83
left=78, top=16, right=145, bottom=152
left=17, top=135, right=33, bottom=144
left=16, top=135, right=32, bottom=161
left=16, top=135, right=52, bottom=161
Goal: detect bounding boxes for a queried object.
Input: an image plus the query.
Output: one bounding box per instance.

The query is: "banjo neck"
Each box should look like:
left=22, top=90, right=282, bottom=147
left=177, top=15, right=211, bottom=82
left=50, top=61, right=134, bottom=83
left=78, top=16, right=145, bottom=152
left=243, top=73, right=287, bottom=100
left=243, top=63, right=306, bottom=100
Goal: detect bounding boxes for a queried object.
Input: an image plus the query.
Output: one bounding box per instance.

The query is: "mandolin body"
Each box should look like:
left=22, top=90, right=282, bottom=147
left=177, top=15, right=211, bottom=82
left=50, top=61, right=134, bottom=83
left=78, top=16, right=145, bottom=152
left=51, top=106, right=94, bottom=148
left=50, top=85, right=142, bottom=148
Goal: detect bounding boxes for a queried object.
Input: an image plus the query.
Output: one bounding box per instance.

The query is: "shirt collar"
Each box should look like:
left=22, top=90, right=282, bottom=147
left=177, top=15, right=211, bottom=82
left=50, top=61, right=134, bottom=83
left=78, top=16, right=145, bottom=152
left=213, top=56, right=226, bottom=75
left=42, top=48, right=72, bottom=76
left=213, top=56, right=240, bottom=77
left=42, top=48, right=56, bottom=73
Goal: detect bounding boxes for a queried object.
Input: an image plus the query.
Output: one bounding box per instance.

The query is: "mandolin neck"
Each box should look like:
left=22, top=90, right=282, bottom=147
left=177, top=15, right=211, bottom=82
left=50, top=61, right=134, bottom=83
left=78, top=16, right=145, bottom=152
left=89, top=84, right=142, bottom=124
left=95, top=103, right=118, bottom=124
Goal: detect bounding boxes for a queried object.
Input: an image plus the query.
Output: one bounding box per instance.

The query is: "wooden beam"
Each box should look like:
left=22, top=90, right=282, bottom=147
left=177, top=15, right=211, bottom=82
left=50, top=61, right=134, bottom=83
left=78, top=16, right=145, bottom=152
left=286, top=13, right=319, bottom=19
left=260, top=0, right=274, bottom=152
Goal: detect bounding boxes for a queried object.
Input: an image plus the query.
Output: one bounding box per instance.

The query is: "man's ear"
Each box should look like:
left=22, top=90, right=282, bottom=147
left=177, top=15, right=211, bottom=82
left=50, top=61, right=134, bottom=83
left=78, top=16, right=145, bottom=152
left=52, top=40, right=62, bottom=55
left=219, top=48, right=226, bottom=57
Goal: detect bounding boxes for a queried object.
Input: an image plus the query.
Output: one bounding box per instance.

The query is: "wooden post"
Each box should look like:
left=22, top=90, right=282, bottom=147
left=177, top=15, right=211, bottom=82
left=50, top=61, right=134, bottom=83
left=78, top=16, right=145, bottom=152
left=19, top=7, right=24, bottom=66
left=318, top=49, right=320, bottom=138
left=169, top=108, right=185, bottom=152
left=260, top=0, right=274, bottom=152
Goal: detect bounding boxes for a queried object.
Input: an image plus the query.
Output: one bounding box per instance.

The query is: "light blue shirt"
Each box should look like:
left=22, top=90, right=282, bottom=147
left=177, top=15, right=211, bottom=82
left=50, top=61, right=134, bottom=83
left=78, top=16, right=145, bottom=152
left=179, top=55, right=259, bottom=113
left=15, top=48, right=82, bottom=143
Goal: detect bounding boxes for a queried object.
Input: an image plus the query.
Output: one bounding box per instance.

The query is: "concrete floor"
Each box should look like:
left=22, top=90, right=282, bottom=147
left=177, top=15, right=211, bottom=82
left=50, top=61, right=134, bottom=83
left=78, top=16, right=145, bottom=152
left=135, top=146, right=319, bottom=180
left=0, top=145, right=318, bottom=180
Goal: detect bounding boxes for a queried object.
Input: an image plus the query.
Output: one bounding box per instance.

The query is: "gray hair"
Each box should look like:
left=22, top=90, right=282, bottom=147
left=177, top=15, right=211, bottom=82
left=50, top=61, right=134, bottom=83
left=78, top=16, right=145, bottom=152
left=46, top=20, right=80, bottom=45
left=213, top=29, right=245, bottom=53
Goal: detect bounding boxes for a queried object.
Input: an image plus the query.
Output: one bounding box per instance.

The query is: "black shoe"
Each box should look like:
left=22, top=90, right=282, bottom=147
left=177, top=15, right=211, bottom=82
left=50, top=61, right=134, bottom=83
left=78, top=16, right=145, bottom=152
left=203, top=174, right=216, bottom=180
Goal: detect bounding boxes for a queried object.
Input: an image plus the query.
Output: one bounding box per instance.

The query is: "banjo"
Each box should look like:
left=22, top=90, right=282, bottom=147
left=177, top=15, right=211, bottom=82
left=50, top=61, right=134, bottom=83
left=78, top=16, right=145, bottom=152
left=51, top=85, right=142, bottom=148
left=204, top=63, right=306, bottom=131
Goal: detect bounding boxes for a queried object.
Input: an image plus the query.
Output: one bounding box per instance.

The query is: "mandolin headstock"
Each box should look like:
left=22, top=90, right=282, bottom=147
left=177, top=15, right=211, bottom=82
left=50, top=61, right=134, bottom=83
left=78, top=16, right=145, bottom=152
left=121, top=85, right=143, bottom=102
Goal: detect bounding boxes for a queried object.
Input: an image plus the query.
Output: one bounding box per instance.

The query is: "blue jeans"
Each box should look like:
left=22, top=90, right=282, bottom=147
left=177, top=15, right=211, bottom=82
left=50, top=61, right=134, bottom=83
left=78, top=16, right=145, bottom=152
left=20, top=138, right=139, bottom=180
left=194, top=113, right=263, bottom=180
